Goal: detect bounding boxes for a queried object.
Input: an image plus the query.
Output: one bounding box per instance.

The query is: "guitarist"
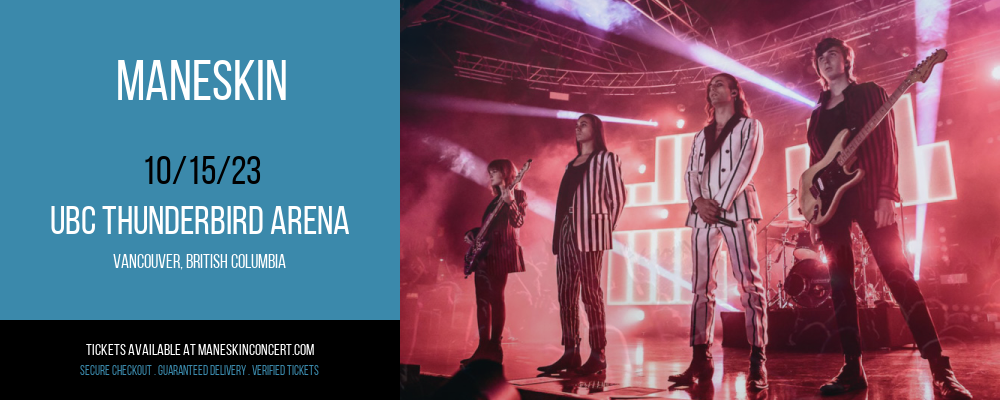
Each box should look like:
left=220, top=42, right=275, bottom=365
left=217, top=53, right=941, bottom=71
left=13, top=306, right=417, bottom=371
left=461, top=159, right=527, bottom=365
left=807, top=38, right=971, bottom=399
left=538, top=113, right=627, bottom=376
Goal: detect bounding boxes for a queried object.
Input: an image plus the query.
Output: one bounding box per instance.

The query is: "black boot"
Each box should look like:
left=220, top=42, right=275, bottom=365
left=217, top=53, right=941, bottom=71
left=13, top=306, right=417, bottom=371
left=820, top=355, right=867, bottom=395
left=929, top=356, right=973, bottom=399
left=461, top=338, right=488, bottom=365
left=668, top=344, right=714, bottom=385
left=747, top=346, right=768, bottom=391
left=486, top=336, right=504, bottom=364
left=574, top=348, right=607, bottom=376
left=537, top=339, right=581, bottom=374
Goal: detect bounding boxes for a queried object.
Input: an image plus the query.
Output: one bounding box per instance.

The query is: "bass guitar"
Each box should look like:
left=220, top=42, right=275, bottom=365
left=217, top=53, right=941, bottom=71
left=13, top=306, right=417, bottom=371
left=799, top=49, right=947, bottom=226
left=464, top=159, right=532, bottom=277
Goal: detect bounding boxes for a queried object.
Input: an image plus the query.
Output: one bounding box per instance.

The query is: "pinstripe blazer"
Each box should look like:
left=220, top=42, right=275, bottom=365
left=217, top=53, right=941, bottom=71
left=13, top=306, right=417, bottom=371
left=466, top=189, right=527, bottom=275
left=807, top=82, right=899, bottom=211
left=685, top=117, right=764, bottom=228
left=552, top=150, right=627, bottom=254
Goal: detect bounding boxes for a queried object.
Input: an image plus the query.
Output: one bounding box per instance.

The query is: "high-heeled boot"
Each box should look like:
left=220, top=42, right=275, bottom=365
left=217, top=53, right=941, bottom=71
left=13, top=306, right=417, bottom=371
left=928, top=356, right=972, bottom=400
left=537, top=338, right=581, bottom=374
left=747, top=346, right=768, bottom=391
left=573, top=347, right=606, bottom=376
left=820, top=355, right=867, bottom=395
left=668, top=344, right=714, bottom=385
left=460, top=337, right=489, bottom=365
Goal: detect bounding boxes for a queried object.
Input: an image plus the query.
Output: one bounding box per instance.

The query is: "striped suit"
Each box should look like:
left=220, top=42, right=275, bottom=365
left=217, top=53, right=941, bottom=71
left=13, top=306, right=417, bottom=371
left=684, top=117, right=767, bottom=348
left=464, top=189, right=528, bottom=349
left=552, top=150, right=627, bottom=350
left=551, top=151, right=628, bottom=254
left=467, top=189, right=528, bottom=276
left=807, top=82, right=899, bottom=210
left=685, top=117, right=764, bottom=228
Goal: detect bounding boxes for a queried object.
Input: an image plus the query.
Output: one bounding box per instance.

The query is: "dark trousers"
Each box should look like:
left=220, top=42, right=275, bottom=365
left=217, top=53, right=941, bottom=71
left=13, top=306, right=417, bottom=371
left=818, top=190, right=942, bottom=359
left=474, top=270, right=508, bottom=343
left=555, top=215, right=607, bottom=350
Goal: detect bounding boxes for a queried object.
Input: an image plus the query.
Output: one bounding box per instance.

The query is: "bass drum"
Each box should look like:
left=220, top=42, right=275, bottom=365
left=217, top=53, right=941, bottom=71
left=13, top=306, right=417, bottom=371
left=784, top=259, right=832, bottom=308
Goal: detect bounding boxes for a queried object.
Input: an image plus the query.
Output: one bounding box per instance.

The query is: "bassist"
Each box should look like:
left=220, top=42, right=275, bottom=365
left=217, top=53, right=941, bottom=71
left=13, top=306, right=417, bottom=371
left=460, top=159, right=527, bottom=365
left=807, top=38, right=970, bottom=399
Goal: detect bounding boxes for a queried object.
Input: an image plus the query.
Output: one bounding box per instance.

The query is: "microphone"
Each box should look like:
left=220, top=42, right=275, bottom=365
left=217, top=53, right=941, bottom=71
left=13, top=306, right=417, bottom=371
left=717, top=216, right=738, bottom=228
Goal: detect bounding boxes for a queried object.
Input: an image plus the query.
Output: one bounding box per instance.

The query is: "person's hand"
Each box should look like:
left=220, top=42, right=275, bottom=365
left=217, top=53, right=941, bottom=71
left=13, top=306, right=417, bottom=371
left=500, top=186, right=515, bottom=204
left=694, top=198, right=721, bottom=225
left=464, top=230, right=476, bottom=244
left=874, top=198, right=895, bottom=229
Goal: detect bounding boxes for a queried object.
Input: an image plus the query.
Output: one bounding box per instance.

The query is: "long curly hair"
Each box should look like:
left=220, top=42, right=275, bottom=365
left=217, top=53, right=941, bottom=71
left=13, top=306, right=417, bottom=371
left=704, top=73, right=752, bottom=124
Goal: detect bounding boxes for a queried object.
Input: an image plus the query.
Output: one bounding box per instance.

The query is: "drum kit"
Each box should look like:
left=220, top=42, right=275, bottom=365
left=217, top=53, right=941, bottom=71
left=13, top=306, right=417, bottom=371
left=759, top=191, right=897, bottom=310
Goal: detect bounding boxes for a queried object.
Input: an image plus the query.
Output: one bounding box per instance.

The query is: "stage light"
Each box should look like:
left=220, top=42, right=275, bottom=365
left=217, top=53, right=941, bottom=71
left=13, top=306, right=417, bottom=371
left=625, top=308, right=646, bottom=323
left=658, top=209, right=669, bottom=219
left=676, top=119, right=685, bottom=129
left=556, top=111, right=659, bottom=127
left=403, top=92, right=658, bottom=127
left=908, top=240, right=921, bottom=255
left=915, top=0, right=952, bottom=283
left=687, top=43, right=816, bottom=107
left=992, top=65, right=1000, bottom=80
left=638, top=164, right=647, bottom=174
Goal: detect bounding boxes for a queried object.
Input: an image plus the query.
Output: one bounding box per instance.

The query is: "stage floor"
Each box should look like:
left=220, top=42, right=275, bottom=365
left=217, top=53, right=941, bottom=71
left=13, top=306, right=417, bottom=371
left=401, top=337, right=1000, bottom=399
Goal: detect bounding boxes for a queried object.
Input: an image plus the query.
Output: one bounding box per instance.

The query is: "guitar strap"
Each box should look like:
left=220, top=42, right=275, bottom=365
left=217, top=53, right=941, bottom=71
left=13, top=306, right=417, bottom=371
left=703, top=114, right=743, bottom=166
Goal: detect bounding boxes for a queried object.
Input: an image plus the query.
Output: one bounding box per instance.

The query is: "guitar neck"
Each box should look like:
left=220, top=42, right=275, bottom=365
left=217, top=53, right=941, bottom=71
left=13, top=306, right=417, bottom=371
left=836, top=80, right=912, bottom=165
left=475, top=174, right=527, bottom=242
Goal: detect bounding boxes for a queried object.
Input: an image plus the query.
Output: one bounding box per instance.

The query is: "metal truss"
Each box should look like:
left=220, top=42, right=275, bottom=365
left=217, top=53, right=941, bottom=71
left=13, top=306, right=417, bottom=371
left=707, top=0, right=984, bottom=117
left=424, top=0, right=650, bottom=72
left=624, top=0, right=715, bottom=43
left=455, top=51, right=687, bottom=95
left=755, top=25, right=1000, bottom=118
left=443, top=0, right=989, bottom=115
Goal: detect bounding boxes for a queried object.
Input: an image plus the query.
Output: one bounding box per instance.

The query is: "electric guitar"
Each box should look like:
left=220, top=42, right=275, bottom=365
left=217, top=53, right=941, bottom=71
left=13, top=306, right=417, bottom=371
left=464, top=159, right=532, bottom=277
left=798, top=49, right=947, bottom=226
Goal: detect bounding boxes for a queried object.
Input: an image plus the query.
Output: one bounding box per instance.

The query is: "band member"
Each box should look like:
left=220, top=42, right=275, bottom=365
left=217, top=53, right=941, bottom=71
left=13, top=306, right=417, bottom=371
left=671, top=73, right=768, bottom=391
left=460, top=159, right=528, bottom=365
left=807, top=38, right=971, bottom=399
left=538, top=114, right=626, bottom=376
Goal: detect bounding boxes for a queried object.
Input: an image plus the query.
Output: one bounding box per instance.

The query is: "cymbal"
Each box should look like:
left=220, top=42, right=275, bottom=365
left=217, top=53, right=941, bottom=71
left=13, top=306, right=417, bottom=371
left=770, top=220, right=807, bottom=229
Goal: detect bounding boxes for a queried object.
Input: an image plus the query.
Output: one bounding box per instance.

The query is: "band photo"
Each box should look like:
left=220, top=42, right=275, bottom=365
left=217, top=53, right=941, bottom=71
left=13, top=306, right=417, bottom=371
left=402, top=1, right=1000, bottom=399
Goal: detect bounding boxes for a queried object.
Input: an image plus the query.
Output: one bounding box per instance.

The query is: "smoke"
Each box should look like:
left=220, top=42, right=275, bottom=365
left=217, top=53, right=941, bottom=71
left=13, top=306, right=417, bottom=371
left=529, top=0, right=640, bottom=33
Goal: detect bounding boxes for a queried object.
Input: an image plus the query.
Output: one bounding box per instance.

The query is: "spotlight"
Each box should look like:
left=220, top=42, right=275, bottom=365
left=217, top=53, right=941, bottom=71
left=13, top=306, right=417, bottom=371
left=658, top=209, right=669, bottom=219
left=624, top=308, right=645, bottom=324
left=676, top=119, right=685, bottom=129
left=908, top=240, right=921, bottom=254
left=638, top=164, right=647, bottom=174
left=993, top=65, right=1000, bottom=80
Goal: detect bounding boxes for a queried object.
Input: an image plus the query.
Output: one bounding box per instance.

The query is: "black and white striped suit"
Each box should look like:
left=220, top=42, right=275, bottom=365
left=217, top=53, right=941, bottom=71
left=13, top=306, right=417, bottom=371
left=684, top=117, right=767, bottom=348
left=685, top=118, right=764, bottom=227
left=552, top=150, right=627, bottom=350
left=551, top=151, right=628, bottom=254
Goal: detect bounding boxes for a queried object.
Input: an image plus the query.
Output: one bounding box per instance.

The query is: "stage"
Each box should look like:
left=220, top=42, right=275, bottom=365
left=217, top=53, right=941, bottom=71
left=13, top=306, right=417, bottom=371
left=401, top=336, right=1000, bottom=399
